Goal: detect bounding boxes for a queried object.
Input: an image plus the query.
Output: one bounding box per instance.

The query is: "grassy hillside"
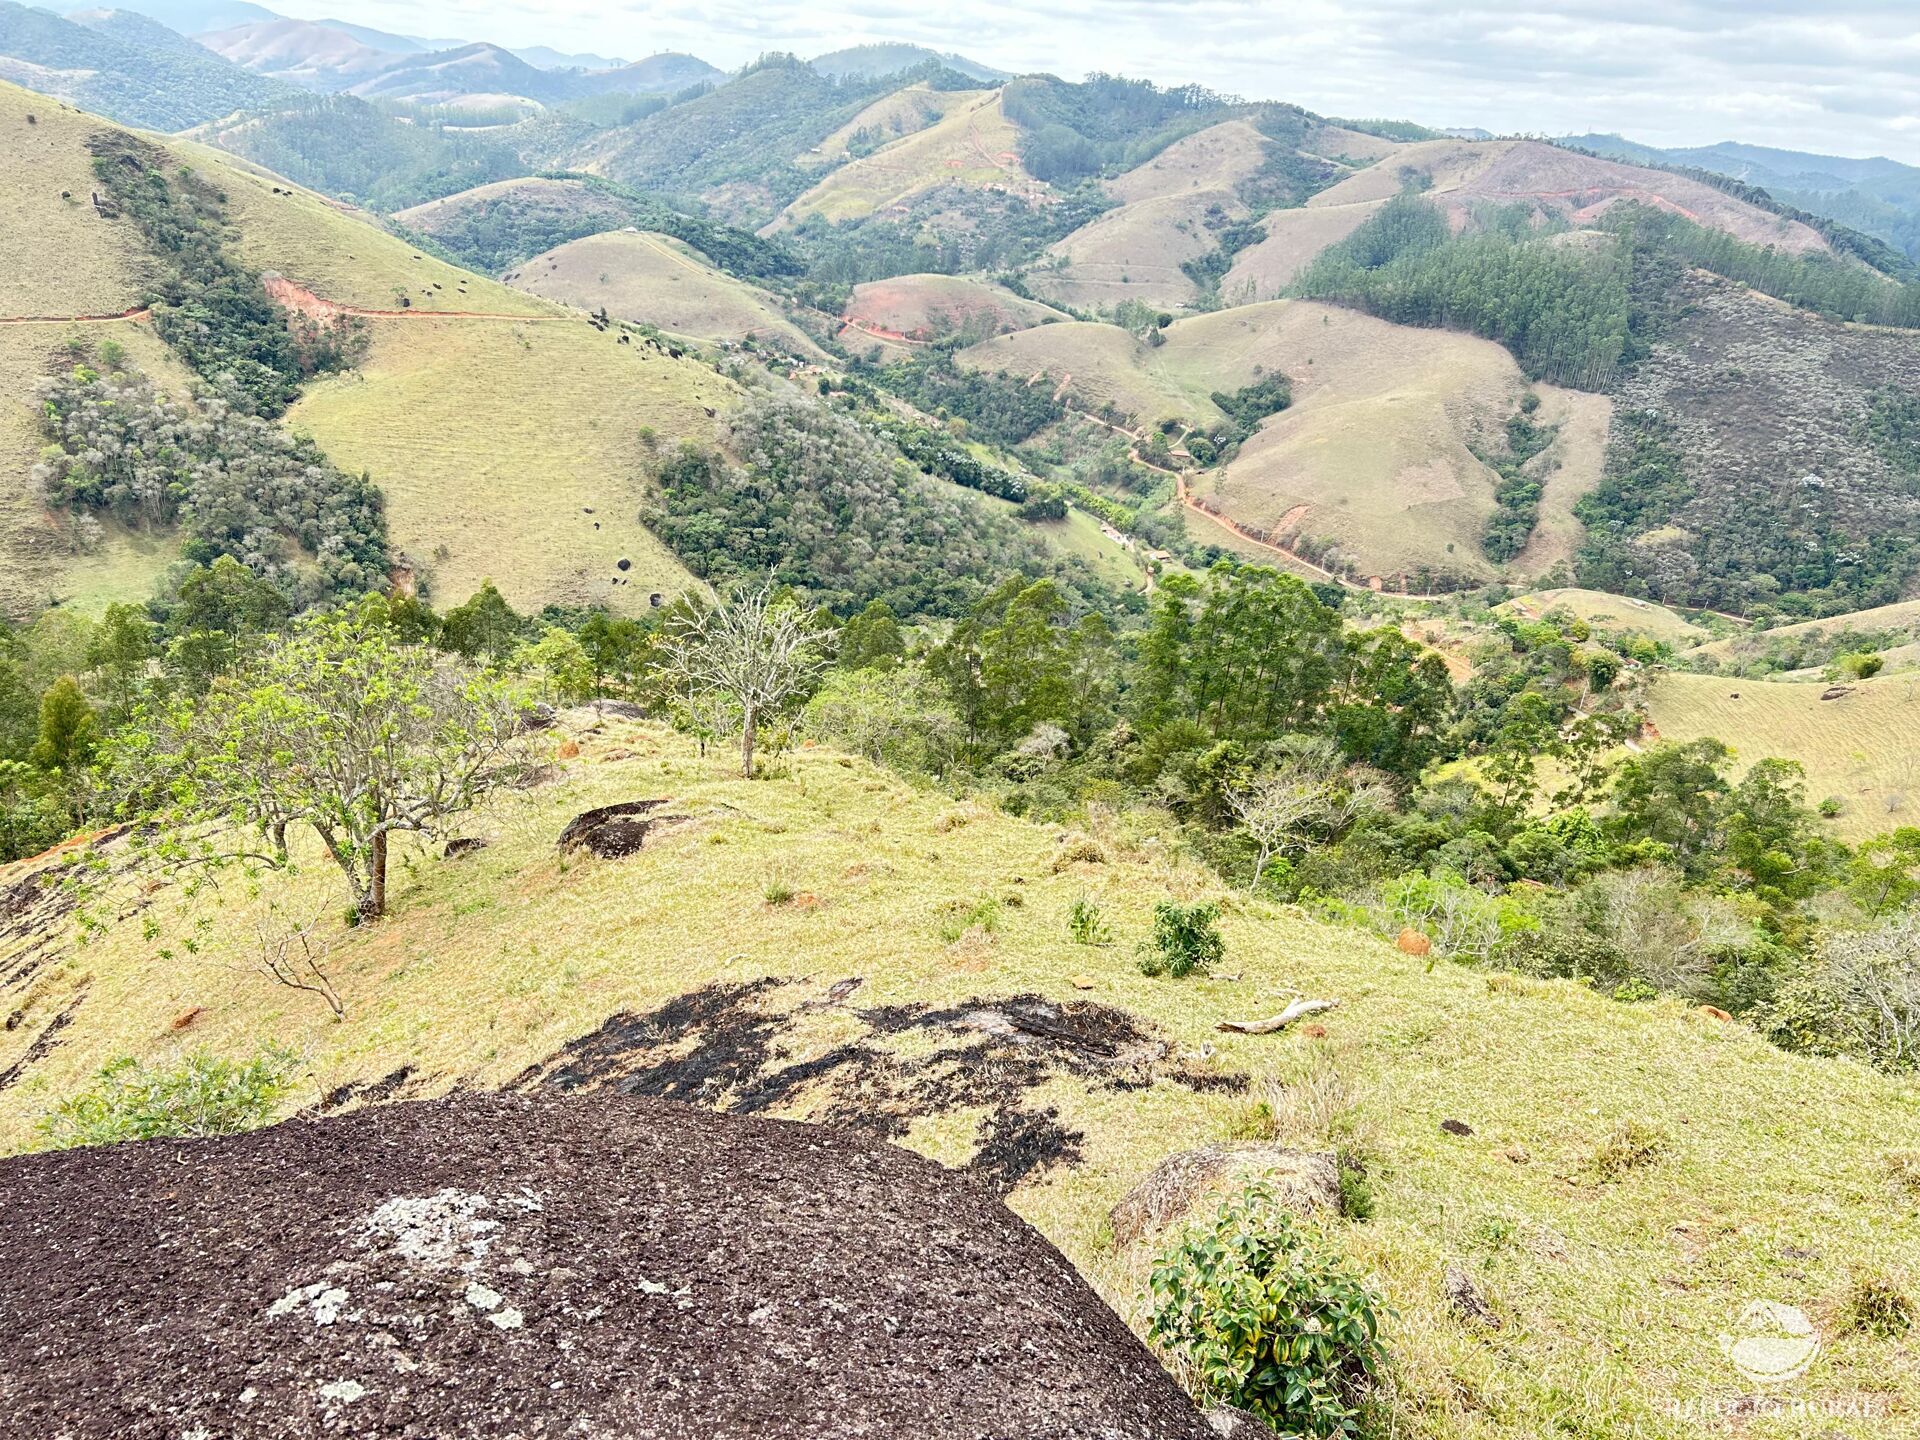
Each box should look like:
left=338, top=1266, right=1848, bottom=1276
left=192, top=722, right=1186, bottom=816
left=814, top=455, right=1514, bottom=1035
left=799, top=81, right=990, bottom=167
left=288, top=315, right=721, bottom=614
left=1689, top=599, right=1920, bottom=669
left=1222, top=198, right=1386, bottom=301
left=775, top=89, right=1035, bottom=229
left=0, top=81, right=726, bottom=617
left=1027, top=119, right=1269, bottom=311
left=840, top=272, right=1068, bottom=344
left=1501, top=588, right=1707, bottom=647
left=507, top=230, right=825, bottom=358
left=2, top=721, right=1916, bottom=1438
left=963, top=299, right=1599, bottom=586
left=1647, top=670, right=1920, bottom=839
left=0, top=84, right=151, bottom=318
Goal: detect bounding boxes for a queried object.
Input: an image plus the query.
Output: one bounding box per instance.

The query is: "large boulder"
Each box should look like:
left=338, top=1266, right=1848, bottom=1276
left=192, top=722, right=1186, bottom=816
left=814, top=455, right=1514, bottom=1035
left=1110, top=1142, right=1340, bottom=1251
left=0, top=1093, right=1218, bottom=1440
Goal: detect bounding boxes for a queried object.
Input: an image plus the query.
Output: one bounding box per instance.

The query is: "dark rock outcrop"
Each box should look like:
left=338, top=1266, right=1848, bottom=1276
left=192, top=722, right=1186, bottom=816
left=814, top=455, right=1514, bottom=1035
left=0, top=1093, right=1216, bottom=1440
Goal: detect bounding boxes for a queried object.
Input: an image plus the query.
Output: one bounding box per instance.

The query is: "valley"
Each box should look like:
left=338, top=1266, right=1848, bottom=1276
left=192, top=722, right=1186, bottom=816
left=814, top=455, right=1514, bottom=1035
left=1, top=16, right=1918, bottom=1440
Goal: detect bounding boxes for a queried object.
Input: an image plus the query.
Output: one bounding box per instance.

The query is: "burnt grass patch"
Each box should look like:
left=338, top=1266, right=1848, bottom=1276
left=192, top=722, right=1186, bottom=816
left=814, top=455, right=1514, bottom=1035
left=513, top=980, right=1244, bottom=1194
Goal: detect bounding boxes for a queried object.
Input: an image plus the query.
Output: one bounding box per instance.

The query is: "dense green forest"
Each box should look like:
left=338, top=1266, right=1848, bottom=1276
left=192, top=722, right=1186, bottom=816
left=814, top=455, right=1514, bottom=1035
left=1293, top=195, right=1635, bottom=389
left=196, top=96, right=528, bottom=213
left=1001, top=73, right=1232, bottom=184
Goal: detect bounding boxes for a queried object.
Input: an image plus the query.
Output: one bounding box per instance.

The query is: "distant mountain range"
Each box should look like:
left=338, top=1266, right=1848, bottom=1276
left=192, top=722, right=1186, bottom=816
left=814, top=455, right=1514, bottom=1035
left=1563, top=132, right=1920, bottom=261
left=0, top=0, right=294, bottom=128
left=809, top=42, right=1008, bottom=82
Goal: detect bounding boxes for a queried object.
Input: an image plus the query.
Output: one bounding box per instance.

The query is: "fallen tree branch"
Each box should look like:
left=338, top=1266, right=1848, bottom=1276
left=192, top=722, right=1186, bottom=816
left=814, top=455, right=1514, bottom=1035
left=1216, top=997, right=1340, bottom=1034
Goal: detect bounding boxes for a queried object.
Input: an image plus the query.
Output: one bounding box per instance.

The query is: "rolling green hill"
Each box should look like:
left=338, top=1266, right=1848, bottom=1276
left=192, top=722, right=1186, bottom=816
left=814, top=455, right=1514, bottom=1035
left=0, top=79, right=728, bottom=619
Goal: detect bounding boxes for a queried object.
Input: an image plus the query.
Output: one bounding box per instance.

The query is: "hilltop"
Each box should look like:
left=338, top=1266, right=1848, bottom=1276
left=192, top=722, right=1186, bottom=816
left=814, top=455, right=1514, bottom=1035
left=0, top=80, right=725, bottom=618
left=2, top=718, right=1917, bottom=1438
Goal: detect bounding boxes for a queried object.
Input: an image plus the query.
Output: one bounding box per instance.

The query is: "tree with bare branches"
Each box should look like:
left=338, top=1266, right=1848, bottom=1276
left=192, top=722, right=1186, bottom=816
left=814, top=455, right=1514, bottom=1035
left=662, top=578, right=827, bottom=777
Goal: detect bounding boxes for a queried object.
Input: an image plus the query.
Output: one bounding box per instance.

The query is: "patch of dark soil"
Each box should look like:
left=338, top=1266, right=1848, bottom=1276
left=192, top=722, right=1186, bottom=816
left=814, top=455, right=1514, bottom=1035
left=310, top=1066, right=423, bottom=1116
left=514, top=980, right=1239, bottom=1195
left=0, top=986, right=86, bottom=1092
left=970, top=1104, right=1086, bottom=1192
left=0, top=1092, right=1217, bottom=1440
left=557, top=799, right=678, bottom=855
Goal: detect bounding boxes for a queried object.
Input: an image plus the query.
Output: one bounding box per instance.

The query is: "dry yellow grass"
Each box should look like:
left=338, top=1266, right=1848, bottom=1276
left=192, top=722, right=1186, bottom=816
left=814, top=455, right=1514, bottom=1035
left=287, top=316, right=725, bottom=614
left=1029, top=120, right=1271, bottom=312
left=2, top=722, right=1915, bottom=1438
left=1308, top=137, right=1514, bottom=208
left=509, top=230, right=827, bottom=358
left=776, top=90, right=1036, bottom=228
left=1510, top=385, right=1613, bottom=581
left=1688, top=599, right=1920, bottom=666
left=840, top=273, right=1068, bottom=342
left=1300, top=123, right=1404, bottom=166
left=1221, top=199, right=1386, bottom=302
left=1647, top=670, right=1920, bottom=839
left=799, top=83, right=990, bottom=166
left=961, top=300, right=1592, bottom=584
left=0, top=84, right=152, bottom=318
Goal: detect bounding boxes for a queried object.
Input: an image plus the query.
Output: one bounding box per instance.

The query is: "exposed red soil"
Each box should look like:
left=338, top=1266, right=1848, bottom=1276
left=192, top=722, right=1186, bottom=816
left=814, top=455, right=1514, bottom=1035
left=0, top=1092, right=1217, bottom=1440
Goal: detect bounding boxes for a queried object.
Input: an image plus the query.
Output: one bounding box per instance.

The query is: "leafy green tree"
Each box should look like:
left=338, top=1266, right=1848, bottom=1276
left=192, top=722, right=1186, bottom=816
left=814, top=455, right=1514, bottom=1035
left=163, top=557, right=292, bottom=690
left=520, top=626, right=595, bottom=705
left=836, top=599, right=907, bottom=671
left=84, top=604, right=155, bottom=720
left=1608, top=739, right=1732, bottom=878
left=115, top=611, right=528, bottom=920
left=439, top=580, right=527, bottom=662
left=932, top=576, right=1113, bottom=754
left=804, top=665, right=961, bottom=774
left=30, top=676, right=99, bottom=777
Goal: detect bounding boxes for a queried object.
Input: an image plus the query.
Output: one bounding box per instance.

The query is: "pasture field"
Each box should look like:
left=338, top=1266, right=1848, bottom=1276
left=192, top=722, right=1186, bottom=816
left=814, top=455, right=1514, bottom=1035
left=287, top=315, right=722, bottom=615
left=776, top=90, right=1034, bottom=228
left=1221, top=199, right=1386, bottom=302
left=963, top=300, right=1593, bottom=585
left=0, top=84, right=151, bottom=318
left=840, top=273, right=1068, bottom=343
left=1688, top=598, right=1920, bottom=667
left=1646, top=670, right=1920, bottom=840
left=1028, top=120, right=1271, bottom=312
left=2, top=721, right=1914, bottom=1439
left=799, top=83, right=989, bottom=166
left=510, top=231, right=826, bottom=358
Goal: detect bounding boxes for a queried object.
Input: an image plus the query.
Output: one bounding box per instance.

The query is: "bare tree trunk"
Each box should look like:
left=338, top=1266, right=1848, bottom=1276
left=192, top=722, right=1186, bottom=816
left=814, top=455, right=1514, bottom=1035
left=741, top=703, right=757, bottom=778
left=359, top=831, right=388, bottom=922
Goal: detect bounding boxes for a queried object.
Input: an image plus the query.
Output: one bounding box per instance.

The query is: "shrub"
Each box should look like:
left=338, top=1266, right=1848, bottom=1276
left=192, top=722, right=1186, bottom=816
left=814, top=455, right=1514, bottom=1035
left=938, top=897, right=1002, bottom=943
left=1839, top=1270, right=1914, bottom=1338
left=1067, top=897, right=1113, bottom=946
left=1582, top=1119, right=1668, bottom=1181
left=1336, top=1156, right=1376, bottom=1221
left=38, top=1048, right=296, bottom=1149
left=1148, top=1180, right=1389, bottom=1436
left=1138, top=900, right=1224, bottom=978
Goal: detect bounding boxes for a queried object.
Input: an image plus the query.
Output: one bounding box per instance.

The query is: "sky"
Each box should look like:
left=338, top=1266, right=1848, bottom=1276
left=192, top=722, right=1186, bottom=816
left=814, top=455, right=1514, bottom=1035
left=303, top=0, right=1920, bottom=163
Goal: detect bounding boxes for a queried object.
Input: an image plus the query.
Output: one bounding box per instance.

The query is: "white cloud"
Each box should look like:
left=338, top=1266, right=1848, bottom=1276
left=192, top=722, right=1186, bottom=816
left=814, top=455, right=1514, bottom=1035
left=301, top=0, right=1920, bottom=162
